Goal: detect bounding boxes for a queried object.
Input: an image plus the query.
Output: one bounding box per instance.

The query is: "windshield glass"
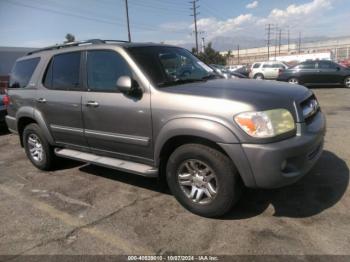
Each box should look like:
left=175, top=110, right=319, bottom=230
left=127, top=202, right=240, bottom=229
left=127, top=46, right=217, bottom=87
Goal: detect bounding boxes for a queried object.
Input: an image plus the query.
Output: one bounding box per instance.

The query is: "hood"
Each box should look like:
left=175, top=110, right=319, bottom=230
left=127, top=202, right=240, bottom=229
left=160, top=78, right=311, bottom=110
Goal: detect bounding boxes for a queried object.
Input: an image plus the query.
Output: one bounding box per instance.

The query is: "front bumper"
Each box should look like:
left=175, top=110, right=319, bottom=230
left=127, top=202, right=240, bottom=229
left=220, top=111, right=326, bottom=189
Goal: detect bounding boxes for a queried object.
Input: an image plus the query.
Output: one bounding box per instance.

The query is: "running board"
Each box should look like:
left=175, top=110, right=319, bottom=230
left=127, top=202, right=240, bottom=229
left=54, top=148, right=158, bottom=177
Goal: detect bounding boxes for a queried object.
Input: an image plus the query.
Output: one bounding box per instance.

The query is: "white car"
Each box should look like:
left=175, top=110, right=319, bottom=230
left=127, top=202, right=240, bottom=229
left=249, top=61, right=288, bottom=80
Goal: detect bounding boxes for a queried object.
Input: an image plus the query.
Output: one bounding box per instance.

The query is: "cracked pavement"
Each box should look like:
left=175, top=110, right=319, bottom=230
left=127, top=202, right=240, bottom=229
left=0, top=88, right=349, bottom=256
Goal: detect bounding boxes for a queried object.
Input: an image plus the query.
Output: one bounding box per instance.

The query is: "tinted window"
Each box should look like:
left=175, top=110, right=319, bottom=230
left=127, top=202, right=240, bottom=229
left=262, top=64, right=273, bottom=68
left=297, top=62, right=316, bottom=69
left=272, top=64, right=285, bottom=69
left=87, top=50, right=131, bottom=92
left=253, top=63, right=261, bottom=68
left=43, top=52, right=81, bottom=90
left=10, top=57, right=40, bottom=88
left=319, top=61, right=338, bottom=69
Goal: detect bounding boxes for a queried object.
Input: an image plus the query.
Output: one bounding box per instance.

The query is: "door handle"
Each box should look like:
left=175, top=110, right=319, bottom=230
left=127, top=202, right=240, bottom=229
left=86, top=101, right=99, bottom=107
left=37, top=98, right=47, bottom=103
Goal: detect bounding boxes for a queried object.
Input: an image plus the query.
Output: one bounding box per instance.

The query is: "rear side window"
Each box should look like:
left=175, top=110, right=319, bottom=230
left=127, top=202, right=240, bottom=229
left=262, top=64, right=273, bottom=68
left=297, top=62, right=316, bottom=69
left=87, top=50, right=131, bottom=92
left=43, top=52, right=81, bottom=90
left=10, top=57, right=40, bottom=88
left=253, top=63, right=261, bottom=68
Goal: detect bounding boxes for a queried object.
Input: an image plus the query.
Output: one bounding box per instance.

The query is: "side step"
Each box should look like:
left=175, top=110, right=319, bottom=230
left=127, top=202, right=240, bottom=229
left=54, top=148, right=158, bottom=177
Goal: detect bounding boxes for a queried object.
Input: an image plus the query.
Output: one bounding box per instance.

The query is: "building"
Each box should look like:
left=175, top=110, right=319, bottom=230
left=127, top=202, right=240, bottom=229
left=222, top=36, right=350, bottom=65
left=0, top=46, right=36, bottom=90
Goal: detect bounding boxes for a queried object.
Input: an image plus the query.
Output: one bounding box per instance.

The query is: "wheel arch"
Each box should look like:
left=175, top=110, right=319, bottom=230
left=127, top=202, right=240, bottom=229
left=16, top=107, right=55, bottom=147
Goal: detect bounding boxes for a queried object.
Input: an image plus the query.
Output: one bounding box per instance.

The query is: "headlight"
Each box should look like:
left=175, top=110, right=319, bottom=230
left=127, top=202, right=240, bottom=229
left=234, top=109, right=295, bottom=138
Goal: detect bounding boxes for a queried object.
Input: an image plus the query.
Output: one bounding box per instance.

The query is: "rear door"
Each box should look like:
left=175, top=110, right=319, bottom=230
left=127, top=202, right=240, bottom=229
left=295, top=61, right=319, bottom=84
left=36, top=51, right=87, bottom=147
left=262, top=63, right=274, bottom=79
left=81, top=49, right=153, bottom=162
left=318, top=61, right=342, bottom=84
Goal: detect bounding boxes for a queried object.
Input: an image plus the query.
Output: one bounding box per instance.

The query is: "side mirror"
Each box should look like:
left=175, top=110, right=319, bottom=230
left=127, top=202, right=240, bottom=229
left=116, top=76, right=133, bottom=94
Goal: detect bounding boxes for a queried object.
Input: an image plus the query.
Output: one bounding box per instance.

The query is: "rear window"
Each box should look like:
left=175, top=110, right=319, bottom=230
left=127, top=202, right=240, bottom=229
left=9, top=57, right=40, bottom=88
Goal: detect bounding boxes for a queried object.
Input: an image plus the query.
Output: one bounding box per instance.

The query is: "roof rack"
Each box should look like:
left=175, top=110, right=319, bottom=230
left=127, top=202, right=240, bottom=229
left=27, top=39, right=129, bottom=55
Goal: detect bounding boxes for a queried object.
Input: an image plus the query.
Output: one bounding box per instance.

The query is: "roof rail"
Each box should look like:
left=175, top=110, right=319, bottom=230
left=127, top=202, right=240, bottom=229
left=26, top=39, right=129, bottom=55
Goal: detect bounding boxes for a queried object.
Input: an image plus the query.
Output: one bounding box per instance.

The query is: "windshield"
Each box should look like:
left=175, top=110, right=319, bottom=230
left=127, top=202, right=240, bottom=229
left=127, top=46, right=218, bottom=87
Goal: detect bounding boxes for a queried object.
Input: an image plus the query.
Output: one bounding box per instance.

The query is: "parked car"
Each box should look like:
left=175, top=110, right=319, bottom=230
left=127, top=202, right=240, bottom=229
left=0, top=92, right=9, bottom=123
left=6, top=39, right=326, bottom=217
left=233, top=65, right=250, bottom=77
left=249, top=61, right=288, bottom=80
left=210, top=64, right=246, bottom=79
left=277, top=60, right=350, bottom=88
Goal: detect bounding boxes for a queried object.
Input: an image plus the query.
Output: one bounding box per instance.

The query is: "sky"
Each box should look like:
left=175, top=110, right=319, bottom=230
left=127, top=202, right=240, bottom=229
left=0, top=0, right=349, bottom=48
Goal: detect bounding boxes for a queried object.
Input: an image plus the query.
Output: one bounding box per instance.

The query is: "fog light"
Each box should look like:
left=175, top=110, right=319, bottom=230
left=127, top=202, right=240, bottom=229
left=281, top=160, right=287, bottom=171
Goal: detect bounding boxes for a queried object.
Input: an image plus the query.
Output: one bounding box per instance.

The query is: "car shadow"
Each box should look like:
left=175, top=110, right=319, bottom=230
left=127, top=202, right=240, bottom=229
left=63, top=150, right=348, bottom=219
left=0, top=123, right=10, bottom=136
left=222, top=150, right=349, bottom=219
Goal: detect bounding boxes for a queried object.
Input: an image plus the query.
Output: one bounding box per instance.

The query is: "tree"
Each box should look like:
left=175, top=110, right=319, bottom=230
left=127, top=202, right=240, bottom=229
left=195, top=42, right=226, bottom=65
left=64, top=33, right=75, bottom=43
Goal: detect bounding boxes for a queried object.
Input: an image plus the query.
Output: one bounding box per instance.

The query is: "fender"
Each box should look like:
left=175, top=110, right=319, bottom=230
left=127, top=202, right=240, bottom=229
left=154, top=117, right=239, bottom=165
left=16, top=106, right=55, bottom=145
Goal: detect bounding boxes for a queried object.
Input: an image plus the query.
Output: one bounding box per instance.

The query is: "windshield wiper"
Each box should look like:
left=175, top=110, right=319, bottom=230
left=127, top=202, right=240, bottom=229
left=158, top=78, right=205, bottom=87
left=201, top=73, right=221, bottom=80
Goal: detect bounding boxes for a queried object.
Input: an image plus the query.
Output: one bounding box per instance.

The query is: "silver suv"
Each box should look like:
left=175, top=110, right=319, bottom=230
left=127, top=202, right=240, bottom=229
left=249, top=61, right=288, bottom=80
left=6, top=40, right=326, bottom=217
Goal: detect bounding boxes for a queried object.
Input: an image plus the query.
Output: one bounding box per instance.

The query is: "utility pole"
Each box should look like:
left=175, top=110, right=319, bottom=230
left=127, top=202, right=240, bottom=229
left=237, top=45, right=240, bottom=65
left=201, top=37, right=205, bottom=53
left=125, top=0, right=131, bottom=42
left=190, top=0, right=200, bottom=54
left=298, top=31, right=302, bottom=54
left=278, top=28, right=282, bottom=55
left=265, top=24, right=273, bottom=61
left=274, top=28, right=278, bottom=60
left=287, top=29, right=290, bottom=53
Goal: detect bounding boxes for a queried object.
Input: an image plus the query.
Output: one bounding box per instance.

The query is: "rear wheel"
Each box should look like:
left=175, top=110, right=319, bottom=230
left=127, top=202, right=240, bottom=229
left=23, top=123, right=56, bottom=170
left=166, top=144, right=241, bottom=217
left=344, top=76, right=350, bottom=88
left=254, top=73, right=264, bottom=80
left=288, top=77, right=299, bottom=85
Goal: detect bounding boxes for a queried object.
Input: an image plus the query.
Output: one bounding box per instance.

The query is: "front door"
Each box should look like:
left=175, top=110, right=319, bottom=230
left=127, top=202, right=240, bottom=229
left=318, top=61, right=342, bottom=84
left=81, top=50, right=153, bottom=163
left=36, top=51, right=87, bottom=147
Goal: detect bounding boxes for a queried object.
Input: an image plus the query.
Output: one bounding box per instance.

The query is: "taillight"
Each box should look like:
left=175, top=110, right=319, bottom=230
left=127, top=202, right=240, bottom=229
left=2, top=95, right=10, bottom=107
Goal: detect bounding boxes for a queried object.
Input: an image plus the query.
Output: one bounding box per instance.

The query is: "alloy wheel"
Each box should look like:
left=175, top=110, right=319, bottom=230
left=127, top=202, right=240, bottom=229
left=28, top=134, right=44, bottom=162
left=177, top=159, right=218, bottom=204
left=345, top=77, right=350, bottom=88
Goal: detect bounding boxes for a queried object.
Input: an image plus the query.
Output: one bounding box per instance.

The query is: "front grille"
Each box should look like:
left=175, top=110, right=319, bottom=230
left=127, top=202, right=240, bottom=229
left=300, top=94, right=320, bottom=123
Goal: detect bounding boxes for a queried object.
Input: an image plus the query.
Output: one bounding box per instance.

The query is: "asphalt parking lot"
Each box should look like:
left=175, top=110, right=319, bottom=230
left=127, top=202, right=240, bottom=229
left=0, top=87, right=349, bottom=257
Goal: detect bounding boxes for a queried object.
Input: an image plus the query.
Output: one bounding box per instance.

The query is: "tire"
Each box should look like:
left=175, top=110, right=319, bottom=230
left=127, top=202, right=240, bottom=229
left=288, top=77, right=299, bottom=85
left=166, top=144, right=241, bottom=217
left=254, top=74, right=264, bottom=80
left=344, top=76, right=350, bottom=88
left=23, top=123, right=56, bottom=171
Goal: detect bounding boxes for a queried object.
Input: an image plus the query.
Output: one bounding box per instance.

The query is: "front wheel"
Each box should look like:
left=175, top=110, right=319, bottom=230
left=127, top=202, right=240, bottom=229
left=166, top=144, right=241, bottom=217
left=23, top=123, right=56, bottom=170
left=288, top=77, right=299, bottom=85
left=344, top=76, right=350, bottom=88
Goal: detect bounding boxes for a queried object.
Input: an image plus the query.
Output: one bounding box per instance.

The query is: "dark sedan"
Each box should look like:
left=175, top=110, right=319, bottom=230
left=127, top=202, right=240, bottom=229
left=277, top=60, right=350, bottom=88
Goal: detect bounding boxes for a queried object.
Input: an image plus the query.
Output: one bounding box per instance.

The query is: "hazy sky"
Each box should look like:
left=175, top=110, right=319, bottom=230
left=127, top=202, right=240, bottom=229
left=0, top=0, right=349, bottom=47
